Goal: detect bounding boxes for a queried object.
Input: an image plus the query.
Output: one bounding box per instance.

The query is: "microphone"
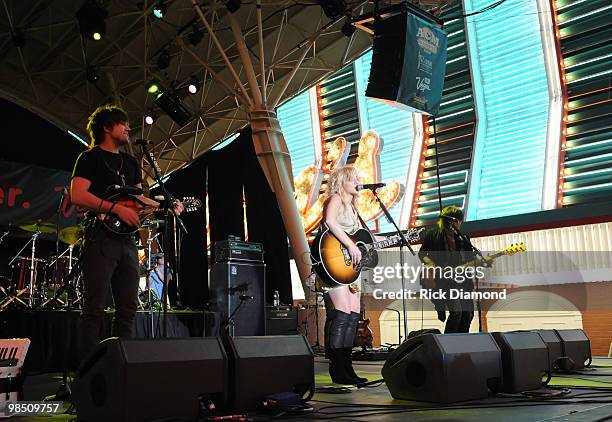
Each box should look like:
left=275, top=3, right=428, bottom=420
left=356, top=183, right=386, bottom=191
left=134, top=139, right=153, bottom=145
left=110, top=185, right=144, bottom=195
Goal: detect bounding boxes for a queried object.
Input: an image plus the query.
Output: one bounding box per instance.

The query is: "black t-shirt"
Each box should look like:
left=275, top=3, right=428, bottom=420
left=71, top=146, right=142, bottom=199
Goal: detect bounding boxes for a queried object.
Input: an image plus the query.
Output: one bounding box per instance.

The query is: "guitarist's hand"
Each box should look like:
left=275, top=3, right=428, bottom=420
left=348, top=243, right=362, bottom=266
left=114, top=204, right=140, bottom=227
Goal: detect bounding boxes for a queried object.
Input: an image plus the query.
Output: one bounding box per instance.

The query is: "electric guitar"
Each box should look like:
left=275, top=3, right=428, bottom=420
left=311, top=226, right=424, bottom=287
left=99, top=193, right=202, bottom=235
left=420, top=243, right=527, bottom=288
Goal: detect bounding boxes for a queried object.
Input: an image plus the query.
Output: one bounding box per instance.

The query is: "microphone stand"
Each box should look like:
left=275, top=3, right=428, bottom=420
left=139, top=142, right=187, bottom=338
left=370, top=187, right=417, bottom=343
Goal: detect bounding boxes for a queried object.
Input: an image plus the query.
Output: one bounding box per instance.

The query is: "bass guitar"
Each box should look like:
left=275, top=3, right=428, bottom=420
left=99, top=193, right=202, bottom=235
left=311, top=226, right=424, bottom=287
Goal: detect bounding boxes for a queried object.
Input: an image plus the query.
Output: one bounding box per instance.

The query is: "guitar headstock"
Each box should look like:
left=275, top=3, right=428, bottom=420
left=181, top=196, right=203, bottom=213
left=503, top=242, right=527, bottom=255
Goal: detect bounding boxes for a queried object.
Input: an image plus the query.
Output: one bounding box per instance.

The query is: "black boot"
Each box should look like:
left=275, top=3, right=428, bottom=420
left=343, top=348, right=367, bottom=384
left=329, top=348, right=356, bottom=384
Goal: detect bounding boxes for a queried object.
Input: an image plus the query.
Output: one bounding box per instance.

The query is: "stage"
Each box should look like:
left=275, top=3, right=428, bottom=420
left=0, top=310, right=212, bottom=372
left=17, top=357, right=612, bottom=421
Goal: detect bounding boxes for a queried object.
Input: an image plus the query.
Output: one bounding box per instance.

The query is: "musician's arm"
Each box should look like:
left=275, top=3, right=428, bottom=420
left=133, top=183, right=183, bottom=214
left=71, top=177, right=140, bottom=226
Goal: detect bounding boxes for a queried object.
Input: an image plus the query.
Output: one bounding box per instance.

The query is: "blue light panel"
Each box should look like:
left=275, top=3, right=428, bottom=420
left=464, top=0, right=551, bottom=220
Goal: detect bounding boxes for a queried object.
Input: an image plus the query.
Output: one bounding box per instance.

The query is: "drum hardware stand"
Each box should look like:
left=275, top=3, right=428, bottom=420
left=5, top=230, right=41, bottom=309
left=145, top=229, right=161, bottom=338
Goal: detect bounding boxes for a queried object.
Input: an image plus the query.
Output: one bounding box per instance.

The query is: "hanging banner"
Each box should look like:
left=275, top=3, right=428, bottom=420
left=402, top=13, right=447, bottom=115
left=0, top=160, right=79, bottom=227
left=367, top=11, right=447, bottom=115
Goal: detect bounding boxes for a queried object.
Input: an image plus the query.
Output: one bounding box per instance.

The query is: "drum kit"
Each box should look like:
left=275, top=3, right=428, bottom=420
left=0, top=218, right=167, bottom=311
left=0, top=221, right=84, bottom=310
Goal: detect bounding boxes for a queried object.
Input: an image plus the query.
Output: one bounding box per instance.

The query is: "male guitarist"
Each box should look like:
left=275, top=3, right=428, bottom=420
left=71, top=104, right=181, bottom=361
left=419, top=206, right=484, bottom=333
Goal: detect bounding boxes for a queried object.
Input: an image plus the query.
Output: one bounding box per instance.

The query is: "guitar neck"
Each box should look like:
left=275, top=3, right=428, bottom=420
left=371, top=235, right=400, bottom=250
left=462, top=251, right=505, bottom=268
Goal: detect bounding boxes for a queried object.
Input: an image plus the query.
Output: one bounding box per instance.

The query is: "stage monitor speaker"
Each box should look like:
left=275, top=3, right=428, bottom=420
left=381, top=333, right=502, bottom=403
left=492, top=331, right=549, bottom=393
left=554, top=329, right=592, bottom=370
left=226, top=335, right=314, bottom=411
left=534, top=329, right=563, bottom=371
left=73, top=337, right=227, bottom=422
left=209, top=261, right=266, bottom=336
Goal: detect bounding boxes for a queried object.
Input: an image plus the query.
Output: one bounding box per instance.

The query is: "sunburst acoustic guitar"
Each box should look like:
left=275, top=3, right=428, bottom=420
left=311, top=226, right=424, bottom=287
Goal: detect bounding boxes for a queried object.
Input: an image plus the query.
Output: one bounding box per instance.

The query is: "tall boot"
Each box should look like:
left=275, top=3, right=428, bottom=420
left=343, top=312, right=367, bottom=383
left=327, top=311, right=354, bottom=384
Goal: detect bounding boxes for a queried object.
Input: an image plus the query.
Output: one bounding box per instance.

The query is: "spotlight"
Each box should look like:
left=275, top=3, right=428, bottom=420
left=152, top=1, right=166, bottom=19
left=146, top=80, right=161, bottom=94
left=226, top=0, right=241, bottom=13
left=187, top=24, right=203, bottom=46
left=187, top=78, right=201, bottom=95
left=12, top=29, right=26, bottom=48
left=76, top=2, right=107, bottom=41
left=157, top=50, right=171, bottom=70
left=144, top=111, right=157, bottom=125
left=154, top=91, right=192, bottom=126
left=86, top=68, right=99, bottom=84
left=341, top=20, right=355, bottom=37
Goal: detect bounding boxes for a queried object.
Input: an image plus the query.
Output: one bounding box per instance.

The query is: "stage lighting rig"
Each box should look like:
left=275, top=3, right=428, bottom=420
left=187, top=77, right=201, bottom=95
left=76, top=1, right=107, bottom=41
left=187, top=23, right=203, bottom=46
left=12, top=29, right=26, bottom=48
left=86, top=68, right=100, bottom=84
left=152, top=1, right=167, bottom=19
left=145, top=79, right=192, bottom=126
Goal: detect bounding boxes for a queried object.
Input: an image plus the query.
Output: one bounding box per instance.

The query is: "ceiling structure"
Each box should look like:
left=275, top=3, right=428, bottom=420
left=0, top=0, right=452, bottom=180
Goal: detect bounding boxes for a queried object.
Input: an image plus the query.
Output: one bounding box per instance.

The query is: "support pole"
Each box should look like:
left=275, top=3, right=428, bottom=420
left=250, top=108, right=312, bottom=293
left=227, top=11, right=263, bottom=106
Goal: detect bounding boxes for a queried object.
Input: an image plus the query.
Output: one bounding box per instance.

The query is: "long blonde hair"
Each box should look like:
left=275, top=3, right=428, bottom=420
left=326, top=166, right=359, bottom=208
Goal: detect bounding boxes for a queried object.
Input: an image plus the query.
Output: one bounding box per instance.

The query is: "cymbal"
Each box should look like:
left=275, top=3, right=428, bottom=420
left=59, top=225, right=84, bottom=245
left=19, top=221, right=56, bottom=233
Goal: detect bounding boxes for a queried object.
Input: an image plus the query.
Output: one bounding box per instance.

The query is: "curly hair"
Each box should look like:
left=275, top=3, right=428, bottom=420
left=326, top=166, right=359, bottom=208
left=86, top=104, right=128, bottom=148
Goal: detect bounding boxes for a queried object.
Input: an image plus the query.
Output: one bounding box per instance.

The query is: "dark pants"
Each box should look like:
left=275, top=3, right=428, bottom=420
left=444, top=296, right=474, bottom=334
left=78, top=225, right=139, bottom=362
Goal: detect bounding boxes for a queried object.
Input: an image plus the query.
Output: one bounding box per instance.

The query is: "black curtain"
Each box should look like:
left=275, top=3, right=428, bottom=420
left=207, top=128, right=292, bottom=305
left=162, top=160, right=207, bottom=309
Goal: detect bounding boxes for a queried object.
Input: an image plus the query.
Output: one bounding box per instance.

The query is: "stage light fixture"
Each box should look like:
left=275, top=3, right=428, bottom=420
left=187, top=78, right=201, bottom=95
left=144, top=111, right=157, bottom=125
left=319, top=0, right=346, bottom=20
left=154, top=91, right=192, bottom=126
left=341, top=19, right=355, bottom=37
left=76, top=2, right=107, bottom=41
left=187, top=24, right=203, bottom=46
left=152, top=1, right=167, bottom=19
left=226, top=0, right=241, bottom=13
left=157, top=50, right=171, bottom=70
left=146, top=80, right=161, bottom=94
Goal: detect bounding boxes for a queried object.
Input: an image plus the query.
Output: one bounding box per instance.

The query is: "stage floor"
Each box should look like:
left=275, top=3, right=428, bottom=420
left=15, top=357, right=612, bottom=422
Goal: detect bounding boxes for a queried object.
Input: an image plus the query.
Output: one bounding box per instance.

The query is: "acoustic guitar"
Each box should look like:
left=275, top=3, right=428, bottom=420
left=311, top=226, right=424, bottom=287
left=99, top=193, right=202, bottom=235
